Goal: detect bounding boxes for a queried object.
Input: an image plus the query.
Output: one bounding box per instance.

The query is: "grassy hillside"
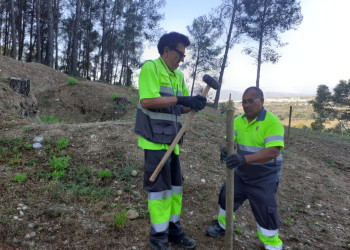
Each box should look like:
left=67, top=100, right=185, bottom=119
left=0, top=56, right=349, bottom=249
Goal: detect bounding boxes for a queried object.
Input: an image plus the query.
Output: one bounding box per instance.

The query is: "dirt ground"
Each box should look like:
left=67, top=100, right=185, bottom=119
left=0, top=56, right=349, bottom=250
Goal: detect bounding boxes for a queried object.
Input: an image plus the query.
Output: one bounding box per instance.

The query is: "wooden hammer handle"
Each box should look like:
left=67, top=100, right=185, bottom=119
left=149, top=85, right=211, bottom=182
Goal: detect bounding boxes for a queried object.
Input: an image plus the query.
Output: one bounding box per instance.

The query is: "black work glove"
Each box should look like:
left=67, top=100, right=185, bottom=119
left=226, top=154, right=246, bottom=169
left=177, top=95, right=207, bottom=111
left=220, top=147, right=227, bottom=163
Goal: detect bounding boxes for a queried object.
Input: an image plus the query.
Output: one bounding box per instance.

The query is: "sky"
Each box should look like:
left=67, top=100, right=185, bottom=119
left=141, top=0, right=350, bottom=95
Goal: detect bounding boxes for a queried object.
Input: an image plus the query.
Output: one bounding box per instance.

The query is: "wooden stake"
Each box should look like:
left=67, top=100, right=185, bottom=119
left=287, top=106, right=292, bottom=146
left=225, top=94, right=235, bottom=249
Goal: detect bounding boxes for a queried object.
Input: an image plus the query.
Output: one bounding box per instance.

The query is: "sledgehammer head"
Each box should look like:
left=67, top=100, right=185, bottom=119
left=202, top=74, right=220, bottom=90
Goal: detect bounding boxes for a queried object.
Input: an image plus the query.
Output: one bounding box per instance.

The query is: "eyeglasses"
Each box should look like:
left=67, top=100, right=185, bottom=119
left=241, top=98, right=260, bottom=105
left=172, top=48, right=186, bottom=59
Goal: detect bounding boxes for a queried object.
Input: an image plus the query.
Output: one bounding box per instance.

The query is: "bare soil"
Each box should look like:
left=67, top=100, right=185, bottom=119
left=0, top=55, right=349, bottom=250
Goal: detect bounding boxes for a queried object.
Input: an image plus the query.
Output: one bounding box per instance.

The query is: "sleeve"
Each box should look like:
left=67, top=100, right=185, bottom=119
left=264, top=116, right=285, bottom=150
left=138, top=61, right=161, bottom=100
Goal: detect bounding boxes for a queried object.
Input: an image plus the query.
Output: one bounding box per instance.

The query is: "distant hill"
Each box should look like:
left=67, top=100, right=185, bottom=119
left=215, top=89, right=314, bottom=101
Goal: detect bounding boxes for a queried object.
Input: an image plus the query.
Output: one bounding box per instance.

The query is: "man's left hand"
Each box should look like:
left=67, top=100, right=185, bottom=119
left=226, top=154, right=246, bottom=169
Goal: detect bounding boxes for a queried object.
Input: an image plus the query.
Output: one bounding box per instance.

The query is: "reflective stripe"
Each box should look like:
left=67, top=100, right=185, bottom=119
left=151, top=221, right=169, bottom=233
left=148, top=190, right=172, bottom=201
left=137, top=103, right=182, bottom=123
left=264, top=245, right=283, bottom=250
left=248, top=153, right=283, bottom=165
left=159, top=85, right=175, bottom=95
left=238, top=144, right=264, bottom=153
left=172, top=185, right=183, bottom=194
left=170, top=214, right=180, bottom=222
left=257, top=224, right=283, bottom=249
left=257, top=224, right=278, bottom=237
left=219, top=206, right=226, bottom=217
left=218, top=206, right=226, bottom=229
left=264, top=135, right=284, bottom=144
left=234, top=130, right=237, bottom=136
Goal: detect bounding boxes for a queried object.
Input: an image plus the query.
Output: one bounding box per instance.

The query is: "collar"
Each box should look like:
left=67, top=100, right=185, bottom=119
left=159, top=57, right=176, bottom=78
left=242, top=107, right=267, bottom=121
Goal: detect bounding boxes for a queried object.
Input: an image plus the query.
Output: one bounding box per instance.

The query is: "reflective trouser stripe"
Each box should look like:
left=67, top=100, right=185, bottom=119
left=170, top=192, right=182, bottom=222
left=257, top=225, right=283, bottom=250
left=217, top=206, right=235, bottom=230
left=148, top=187, right=183, bottom=232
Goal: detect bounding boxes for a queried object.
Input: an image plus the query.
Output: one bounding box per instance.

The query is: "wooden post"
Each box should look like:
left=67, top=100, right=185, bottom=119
left=225, top=94, right=235, bottom=249
left=287, top=106, right=292, bottom=146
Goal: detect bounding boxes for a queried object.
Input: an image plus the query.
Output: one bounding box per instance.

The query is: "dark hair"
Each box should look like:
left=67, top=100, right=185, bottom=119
left=243, top=87, right=264, bottom=99
left=157, top=32, right=190, bottom=55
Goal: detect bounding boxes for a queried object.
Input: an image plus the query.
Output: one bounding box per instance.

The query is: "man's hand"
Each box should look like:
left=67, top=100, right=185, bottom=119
left=177, top=95, right=207, bottom=111
left=226, top=154, right=246, bottom=169
left=220, top=147, right=227, bottom=163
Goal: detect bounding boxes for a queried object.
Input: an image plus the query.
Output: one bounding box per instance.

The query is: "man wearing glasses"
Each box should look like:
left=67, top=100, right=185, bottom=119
left=206, top=87, right=285, bottom=250
left=135, top=32, right=206, bottom=250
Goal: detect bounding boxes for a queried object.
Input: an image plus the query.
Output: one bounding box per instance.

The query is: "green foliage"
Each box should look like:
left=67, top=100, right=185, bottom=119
left=311, top=118, right=325, bottom=131
left=49, top=155, right=70, bottom=179
left=98, top=170, right=112, bottom=178
left=310, top=80, right=350, bottom=133
left=23, top=126, right=29, bottom=132
left=283, top=217, right=295, bottom=227
left=114, top=209, right=127, bottom=228
left=56, top=138, right=69, bottom=150
left=67, top=77, right=77, bottom=85
left=112, top=93, right=119, bottom=100
left=14, top=173, right=27, bottom=182
left=41, top=114, right=60, bottom=123
left=24, top=143, right=33, bottom=150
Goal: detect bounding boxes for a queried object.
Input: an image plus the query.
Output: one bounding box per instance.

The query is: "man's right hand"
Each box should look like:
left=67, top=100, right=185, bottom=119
left=177, top=95, right=207, bottom=111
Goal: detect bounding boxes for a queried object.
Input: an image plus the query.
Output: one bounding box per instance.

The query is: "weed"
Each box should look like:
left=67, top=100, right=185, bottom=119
left=24, top=143, right=32, bottom=150
left=198, top=194, right=204, bottom=200
left=45, top=137, right=51, bottom=143
left=112, top=93, right=119, bottom=100
left=283, top=217, right=295, bottom=227
left=98, top=170, right=112, bottom=178
left=67, top=77, right=77, bottom=85
left=1, top=148, right=8, bottom=155
left=23, top=126, right=29, bottom=132
left=13, top=173, right=27, bottom=182
left=13, top=146, right=18, bottom=153
left=41, top=114, right=60, bottom=123
left=49, top=155, right=70, bottom=178
left=114, top=209, right=127, bottom=228
left=235, top=224, right=243, bottom=234
left=56, top=138, right=69, bottom=150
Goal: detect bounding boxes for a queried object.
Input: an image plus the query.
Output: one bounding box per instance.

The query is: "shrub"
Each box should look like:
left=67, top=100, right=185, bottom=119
left=56, top=138, right=69, bottom=150
left=311, top=118, right=325, bottom=131
left=14, top=173, right=27, bottom=182
left=42, top=114, right=60, bottom=123
left=98, top=170, right=112, bottom=178
left=67, top=77, right=77, bottom=85
left=114, top=209, right=127, bottom=228
left=112, top=93, right=119, bottom=100
left=49, top=155, right=70, bottom=179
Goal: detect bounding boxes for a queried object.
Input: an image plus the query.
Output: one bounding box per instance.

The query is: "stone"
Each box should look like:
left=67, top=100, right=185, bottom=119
left=34, top=137, right=44, bottom=143
left=131, top=170, right=138, bottom=176
left=117, top=190, right=123, bottom=196
left=33, top=143, right=42, bottom=149
left=126, top=210, right=139, bottom=220
left=99, top=213, right=115, bottom=223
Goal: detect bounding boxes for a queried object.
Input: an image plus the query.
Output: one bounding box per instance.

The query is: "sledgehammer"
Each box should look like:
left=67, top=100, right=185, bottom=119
left=149, top=74, right=220, bottom=182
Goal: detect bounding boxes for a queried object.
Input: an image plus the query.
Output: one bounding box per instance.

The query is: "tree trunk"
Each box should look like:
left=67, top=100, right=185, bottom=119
left=100, top=0, right=107, bottom=81
left=28, top=0, right=35, bottom=62
left=213, top=0, right=238, bottom=109
left=17, top=0, right=26, bottom=61
left=10, top=0, right=17, bottom=59
left=54, top=0, right=60, bottom=69
left=190, top=47, right=201, bottom=96
left=47, top=0, right=54, bottom=67
left=36, top=0, right=41, bottom=63
left=255, top=0, right=268, bottom=88
left=71, top=0, right=81, bottom=76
